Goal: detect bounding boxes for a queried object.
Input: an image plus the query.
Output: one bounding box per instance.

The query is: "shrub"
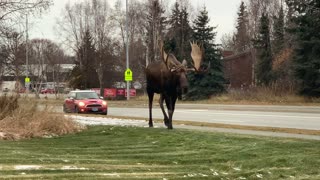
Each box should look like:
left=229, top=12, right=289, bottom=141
left=0, top=95, right=19, bottom=120
left=0, top=96, right=85, bottom=140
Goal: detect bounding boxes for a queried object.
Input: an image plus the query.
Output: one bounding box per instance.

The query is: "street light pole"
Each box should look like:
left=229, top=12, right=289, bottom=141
left=126, top=0, right=130, bottom=100
left=25, top=14, right=29, bottom=93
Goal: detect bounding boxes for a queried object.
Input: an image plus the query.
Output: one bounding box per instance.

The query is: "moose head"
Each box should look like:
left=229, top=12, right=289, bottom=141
left=159, top=40, right=208, bottom=95
left=146, top=40, right=208, bottom=129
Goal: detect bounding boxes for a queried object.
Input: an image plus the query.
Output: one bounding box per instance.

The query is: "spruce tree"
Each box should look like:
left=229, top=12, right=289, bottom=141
left=286, top=0, right=320, bottom=96
left=179, top=6, right=192, bottom=59
left=186, top=7, right=225, bottom=100
left=166, top=2, right=181, bottom=57
left=234, top=1, right=250, bottom=53
left=254, top=12, right=273, bottom=86
left=273, top=5, right=285, bottom=55
left=272, top=4, right=292, bottom=83
left=166, top=2, right=192, bottom=60
left=77, top=30, right=98, bottom=89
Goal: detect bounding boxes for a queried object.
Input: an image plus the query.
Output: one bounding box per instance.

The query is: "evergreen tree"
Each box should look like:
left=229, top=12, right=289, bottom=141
left=186, top=7, right=225, bottom=100
left=286, top=0, right=320, bottom=97
left=272, top=4, right=293, bottom=84
left=166, top=2, right=180, bottom=57
left=180, top=6, right=192, bottom=59
left=166, top=2, right=192, bottom=60
left=77, top=30, right=98, bottom=89
left=68, top=64, right=83, bottom=89
left=273, top=5, right=285, bottom=55
left=234, top=1, right=250, bottom=53
left=254, top=12, right=273, bottom=86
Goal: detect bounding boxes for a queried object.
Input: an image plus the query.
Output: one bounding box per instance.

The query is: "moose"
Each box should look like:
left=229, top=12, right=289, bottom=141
left=145, top=41, right=207, bottom=129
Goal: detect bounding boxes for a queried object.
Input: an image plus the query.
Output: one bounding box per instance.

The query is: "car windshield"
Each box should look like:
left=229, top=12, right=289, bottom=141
left=75, top=92, right=99, bottom=100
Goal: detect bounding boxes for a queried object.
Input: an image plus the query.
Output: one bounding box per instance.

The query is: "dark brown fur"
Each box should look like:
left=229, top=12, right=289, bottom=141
left=146, top=41, right=205, bottom=129
left=145, top=55, right=188, bottom=129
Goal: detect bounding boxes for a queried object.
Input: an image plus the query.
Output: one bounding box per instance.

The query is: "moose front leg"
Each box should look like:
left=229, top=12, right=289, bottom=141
left=164, top=96, right=174, bottom=129
left=159, top=94, right=169, bottom=126
left=147, top=90, right=154, bottom=128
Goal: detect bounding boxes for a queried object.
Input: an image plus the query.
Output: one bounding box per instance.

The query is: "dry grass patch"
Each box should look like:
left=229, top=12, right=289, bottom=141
left=0, top=95, right=85, bottom=140
left=208, top=87, right=320, bottom=105
left=0, top=95, right=19, bottom=120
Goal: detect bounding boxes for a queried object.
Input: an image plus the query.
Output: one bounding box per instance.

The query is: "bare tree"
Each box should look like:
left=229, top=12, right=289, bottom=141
left=0, top=0, right=52, bottom=21
left=111, top=0, right=126, bottom=49
left=220, top=33, right=235, bottom=51
left=1, top=30, right=25, bottom=93
left=56, top=1, right=91, bottom=59
left=145, top=0, right=167, bottom=63
left=92, top=0, right=114, bottom=94
left=43, top=41, right=65, bottom=98
left=57, top=0, right=123, bottom=92
left=0, top=0, right=52, bottom=37
left=245, top=0, right=283, bottom=40
left=28, top=39, right=63, bottom=98
left=110, top=0, right=148, bottom=81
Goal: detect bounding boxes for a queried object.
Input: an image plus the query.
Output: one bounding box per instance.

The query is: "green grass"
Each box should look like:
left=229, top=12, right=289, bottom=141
left=0, top=126, right=320, bottom=179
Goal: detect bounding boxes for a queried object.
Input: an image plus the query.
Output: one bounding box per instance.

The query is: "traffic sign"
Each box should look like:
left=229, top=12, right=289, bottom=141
left=25, top=77, right=30, bottom=83
left=124, top=69, right=133, bottom=81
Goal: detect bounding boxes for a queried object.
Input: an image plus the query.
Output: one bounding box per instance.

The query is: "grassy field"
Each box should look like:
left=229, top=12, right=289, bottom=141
left=0, top=126, right=319, bottom=179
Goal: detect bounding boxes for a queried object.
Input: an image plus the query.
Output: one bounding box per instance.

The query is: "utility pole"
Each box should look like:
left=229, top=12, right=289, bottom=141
left=126, top=0, right=130, bottom=100
left=25, top=14, right=30, bottom=93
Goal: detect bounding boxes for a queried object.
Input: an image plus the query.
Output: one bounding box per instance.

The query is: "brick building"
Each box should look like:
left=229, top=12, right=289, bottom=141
left=223, top=50, right=255, bottom=89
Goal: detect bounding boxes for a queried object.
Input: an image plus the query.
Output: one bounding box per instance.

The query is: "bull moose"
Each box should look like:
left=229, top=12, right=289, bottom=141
left=145, top=41, right=207, bottom=129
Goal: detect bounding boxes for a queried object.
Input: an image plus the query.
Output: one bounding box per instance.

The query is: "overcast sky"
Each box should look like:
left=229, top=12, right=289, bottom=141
left=28, top=0, right=242, bottom=43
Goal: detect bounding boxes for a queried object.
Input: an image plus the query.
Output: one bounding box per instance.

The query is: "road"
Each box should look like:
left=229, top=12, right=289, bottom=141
left=108, top=104, right=320, bottom=130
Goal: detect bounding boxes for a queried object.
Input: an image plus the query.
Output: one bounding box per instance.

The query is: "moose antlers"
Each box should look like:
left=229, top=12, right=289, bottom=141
left=190, top=41, right=203, bottom=71
left=157, top=39, right=210, bottom=73
left=158, top=39, right=180, bottom=71
left=189, top=41, right=210, bottom=73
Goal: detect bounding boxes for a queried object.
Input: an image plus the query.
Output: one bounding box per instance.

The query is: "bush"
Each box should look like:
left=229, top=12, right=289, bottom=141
left=0, top=95, right=19, bottom=120
left=0, top=96, right=85, bottom=140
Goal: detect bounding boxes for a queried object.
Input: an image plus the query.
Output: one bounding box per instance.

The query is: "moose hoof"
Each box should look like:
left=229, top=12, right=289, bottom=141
left=167, top=125, right=173, bottom=130
left=149, top=124, right=154, bottom=128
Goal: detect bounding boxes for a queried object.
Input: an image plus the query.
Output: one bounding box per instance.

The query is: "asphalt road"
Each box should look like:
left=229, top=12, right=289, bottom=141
left=108, top=105, right=320, bottom=130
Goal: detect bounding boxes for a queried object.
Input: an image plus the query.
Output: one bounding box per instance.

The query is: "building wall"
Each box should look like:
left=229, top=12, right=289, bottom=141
left=223, top=51, right=254, bottom=89
left=0, top=81, right=23, bottom=91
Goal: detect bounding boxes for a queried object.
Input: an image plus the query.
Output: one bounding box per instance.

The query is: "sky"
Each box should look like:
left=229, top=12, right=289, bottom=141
left=28, top=0, right=242, bottom=43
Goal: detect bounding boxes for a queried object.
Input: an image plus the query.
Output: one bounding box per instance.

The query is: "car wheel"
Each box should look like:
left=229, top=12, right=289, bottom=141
left=74, top=106, right=79, bottom=113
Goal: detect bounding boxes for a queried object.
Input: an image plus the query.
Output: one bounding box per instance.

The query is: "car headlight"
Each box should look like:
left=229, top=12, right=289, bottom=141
left=102, top=101, right=107, bottom=106
left=78, top=102, right=85, bottom=107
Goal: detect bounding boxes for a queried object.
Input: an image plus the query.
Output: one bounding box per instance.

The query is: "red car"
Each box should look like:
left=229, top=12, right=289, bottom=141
left=63, top=90, right=108, bottom=115
left=41, top=88, right=55, bottom=94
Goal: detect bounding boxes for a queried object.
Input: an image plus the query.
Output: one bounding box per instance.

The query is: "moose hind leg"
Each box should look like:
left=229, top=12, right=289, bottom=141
left=159, top=94, right=169, bottom=126
left=147, top=91, right=154, bottom=128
